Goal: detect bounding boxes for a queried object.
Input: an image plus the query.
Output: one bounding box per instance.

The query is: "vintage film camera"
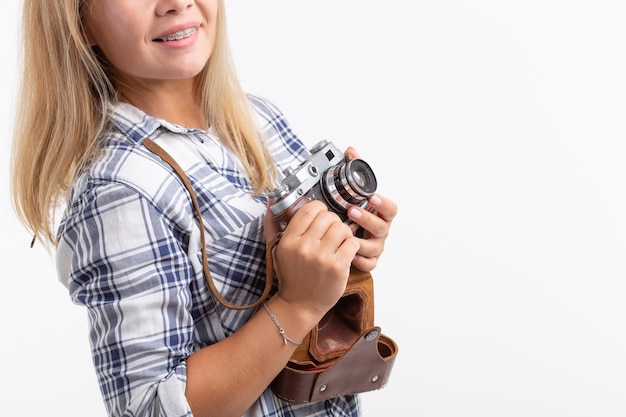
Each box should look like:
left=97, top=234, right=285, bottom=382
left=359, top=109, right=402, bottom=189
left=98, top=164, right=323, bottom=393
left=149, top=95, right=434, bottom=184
left=268, top=140, right=377, bottom=232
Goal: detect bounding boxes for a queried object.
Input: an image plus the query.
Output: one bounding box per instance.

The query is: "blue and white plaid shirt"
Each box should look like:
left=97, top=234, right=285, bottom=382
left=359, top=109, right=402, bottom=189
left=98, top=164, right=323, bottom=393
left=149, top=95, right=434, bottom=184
left=56, top=96, right=361, bottom=417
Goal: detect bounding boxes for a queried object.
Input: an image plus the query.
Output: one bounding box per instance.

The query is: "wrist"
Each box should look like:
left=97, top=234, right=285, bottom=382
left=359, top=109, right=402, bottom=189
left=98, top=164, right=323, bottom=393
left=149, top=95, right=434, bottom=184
left=266, top=295, right=321, bottom=342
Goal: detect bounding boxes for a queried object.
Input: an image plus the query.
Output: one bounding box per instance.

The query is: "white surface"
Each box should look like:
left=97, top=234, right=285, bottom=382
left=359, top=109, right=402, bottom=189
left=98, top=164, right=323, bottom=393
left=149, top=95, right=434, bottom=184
left=2, top=1, right=625, bottom=416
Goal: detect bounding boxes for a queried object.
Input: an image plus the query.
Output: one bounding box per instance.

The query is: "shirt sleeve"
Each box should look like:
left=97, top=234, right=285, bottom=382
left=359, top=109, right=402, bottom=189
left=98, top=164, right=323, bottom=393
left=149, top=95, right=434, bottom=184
left=57, top=179, right=197, bottom=417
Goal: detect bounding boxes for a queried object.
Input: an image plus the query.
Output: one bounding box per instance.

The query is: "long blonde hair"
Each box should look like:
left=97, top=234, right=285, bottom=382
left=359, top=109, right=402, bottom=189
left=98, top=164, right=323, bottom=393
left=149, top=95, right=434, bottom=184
left=11, top=0, right=276, bottom=247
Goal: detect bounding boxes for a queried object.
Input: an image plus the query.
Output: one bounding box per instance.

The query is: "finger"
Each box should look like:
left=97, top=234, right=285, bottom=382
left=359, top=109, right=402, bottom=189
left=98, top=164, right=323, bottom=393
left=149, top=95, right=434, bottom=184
left=351, top=253, right=378, bottom=272
left=336, top=235, right=360, bottom=261
left=321, top=219, right=357, bottom=250
left=366, top=193, right=398, bottom=223
left=353, top=237, right=383, bottom=259
left=281, top=200, right=328, bottom=237
left=344, top=146, right=360, bottom=160
left=306, top=210, right=345, bottom=242
left=347, top=205, right=388, bottom=239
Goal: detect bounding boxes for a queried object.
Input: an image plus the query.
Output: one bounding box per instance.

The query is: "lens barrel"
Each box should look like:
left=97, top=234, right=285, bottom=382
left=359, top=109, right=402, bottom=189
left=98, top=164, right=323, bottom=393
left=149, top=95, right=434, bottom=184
left=323, top=158, right=377, bottom=211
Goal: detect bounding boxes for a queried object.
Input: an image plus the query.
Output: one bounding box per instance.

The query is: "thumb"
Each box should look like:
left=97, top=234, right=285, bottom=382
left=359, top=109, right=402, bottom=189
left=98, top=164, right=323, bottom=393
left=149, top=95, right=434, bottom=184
left=344, top=146, right=361, bottom=160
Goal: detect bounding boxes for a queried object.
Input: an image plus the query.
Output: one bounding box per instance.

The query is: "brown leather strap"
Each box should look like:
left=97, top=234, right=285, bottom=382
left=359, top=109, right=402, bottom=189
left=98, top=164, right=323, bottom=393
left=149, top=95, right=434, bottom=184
left=143, top=138, right=273, bottom=310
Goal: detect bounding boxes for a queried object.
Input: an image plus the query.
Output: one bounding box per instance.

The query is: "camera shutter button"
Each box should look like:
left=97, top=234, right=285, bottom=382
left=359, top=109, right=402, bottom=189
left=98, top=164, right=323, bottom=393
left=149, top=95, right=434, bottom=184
left=269, top=184, right=289, bottom=199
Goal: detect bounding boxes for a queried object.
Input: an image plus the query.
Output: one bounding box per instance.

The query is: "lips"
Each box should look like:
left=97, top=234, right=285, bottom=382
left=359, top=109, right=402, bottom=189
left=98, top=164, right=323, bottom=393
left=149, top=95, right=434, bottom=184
left=154, top=27, right=197, bottom=42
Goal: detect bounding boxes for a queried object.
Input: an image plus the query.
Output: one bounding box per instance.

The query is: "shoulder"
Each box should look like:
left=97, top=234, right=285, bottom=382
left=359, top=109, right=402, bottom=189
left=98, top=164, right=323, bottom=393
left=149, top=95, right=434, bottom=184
left=246, top=93, right=295, bottom=137
left=57, top=133, right=195, bottom=280
left=246, top=93, right=285, bottom=121
left=87, top=133, right=180, bottom=198
left=64, top=131, right=193, bottom=231
left=245, top=94, right=310, bottom=166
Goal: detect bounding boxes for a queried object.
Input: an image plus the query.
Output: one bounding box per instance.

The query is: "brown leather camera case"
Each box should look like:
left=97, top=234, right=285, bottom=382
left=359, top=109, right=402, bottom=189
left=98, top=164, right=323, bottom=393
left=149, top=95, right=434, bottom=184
left=270, top=267, right=398, bottom=403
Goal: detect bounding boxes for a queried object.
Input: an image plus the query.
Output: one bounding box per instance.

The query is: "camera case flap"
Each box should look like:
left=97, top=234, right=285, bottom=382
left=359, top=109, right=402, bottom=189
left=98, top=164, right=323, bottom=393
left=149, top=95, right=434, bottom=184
left=270, top=267, right=398, bottom=403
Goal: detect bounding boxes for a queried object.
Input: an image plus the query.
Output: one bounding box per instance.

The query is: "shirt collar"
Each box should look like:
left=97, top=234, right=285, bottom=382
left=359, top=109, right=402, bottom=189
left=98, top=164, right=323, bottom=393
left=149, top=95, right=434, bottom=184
left=107, top=101, right=206, bottom=144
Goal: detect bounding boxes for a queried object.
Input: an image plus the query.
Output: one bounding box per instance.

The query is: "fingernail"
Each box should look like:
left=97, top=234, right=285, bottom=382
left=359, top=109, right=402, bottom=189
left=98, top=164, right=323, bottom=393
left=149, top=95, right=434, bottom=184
left=369, top=195, right=382, bottom=206
left=349, top=207, right=362, bottom=219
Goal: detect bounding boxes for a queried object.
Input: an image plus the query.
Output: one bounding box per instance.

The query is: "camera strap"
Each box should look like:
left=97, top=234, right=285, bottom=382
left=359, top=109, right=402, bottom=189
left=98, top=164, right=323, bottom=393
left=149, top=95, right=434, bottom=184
left=143, top=137, right=398, bottom=403
left=143, top=137, right=273, bottom=310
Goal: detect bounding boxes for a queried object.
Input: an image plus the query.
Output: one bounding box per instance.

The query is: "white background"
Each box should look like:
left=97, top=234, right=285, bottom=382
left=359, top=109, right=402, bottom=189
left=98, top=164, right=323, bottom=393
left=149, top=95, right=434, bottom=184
left=2, top=1, right=626, bottom=416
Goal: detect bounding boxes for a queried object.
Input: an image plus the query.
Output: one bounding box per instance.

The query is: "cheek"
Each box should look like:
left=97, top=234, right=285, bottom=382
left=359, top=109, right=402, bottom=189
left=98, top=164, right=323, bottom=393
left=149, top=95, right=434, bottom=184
left=88, top=6, right=144, bottom=50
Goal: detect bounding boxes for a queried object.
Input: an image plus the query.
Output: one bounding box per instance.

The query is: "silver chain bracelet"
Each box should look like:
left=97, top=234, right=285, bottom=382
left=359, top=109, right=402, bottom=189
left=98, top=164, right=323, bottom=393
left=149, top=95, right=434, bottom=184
left=263, top=303, right=303, bottom=346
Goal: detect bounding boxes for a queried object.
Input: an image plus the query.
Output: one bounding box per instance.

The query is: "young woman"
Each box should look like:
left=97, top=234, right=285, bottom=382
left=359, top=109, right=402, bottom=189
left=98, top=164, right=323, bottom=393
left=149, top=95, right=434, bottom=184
left=11, top=1, right=397, bottom=416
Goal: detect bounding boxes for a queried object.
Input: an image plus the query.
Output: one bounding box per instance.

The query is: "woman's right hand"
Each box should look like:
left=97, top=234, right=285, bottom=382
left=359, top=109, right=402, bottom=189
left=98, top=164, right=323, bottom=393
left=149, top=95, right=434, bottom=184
left=264, top=200, right=359, bottom=320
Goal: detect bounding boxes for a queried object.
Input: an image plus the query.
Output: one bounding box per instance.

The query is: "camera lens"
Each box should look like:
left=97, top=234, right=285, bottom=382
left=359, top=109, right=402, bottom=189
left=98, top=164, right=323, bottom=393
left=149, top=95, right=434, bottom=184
left=323, top=158, right=377, bottom=211
left=345, top=159, right=377, bottom=195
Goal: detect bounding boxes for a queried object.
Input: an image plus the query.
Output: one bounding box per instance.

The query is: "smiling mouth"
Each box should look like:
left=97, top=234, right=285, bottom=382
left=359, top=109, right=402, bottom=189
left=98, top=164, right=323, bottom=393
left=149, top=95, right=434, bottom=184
left=155, top=27, right=197, bottom=42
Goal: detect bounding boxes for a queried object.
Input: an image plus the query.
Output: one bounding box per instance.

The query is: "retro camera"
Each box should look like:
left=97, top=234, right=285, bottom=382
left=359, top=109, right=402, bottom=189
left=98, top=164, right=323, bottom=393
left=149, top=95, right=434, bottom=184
left=268, top=140, right=377, bottom=232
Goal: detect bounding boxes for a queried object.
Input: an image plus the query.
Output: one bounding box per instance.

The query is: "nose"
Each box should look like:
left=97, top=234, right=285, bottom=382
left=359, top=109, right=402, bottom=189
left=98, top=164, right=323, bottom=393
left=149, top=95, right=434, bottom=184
left=155, top=0, right=193, bottom=16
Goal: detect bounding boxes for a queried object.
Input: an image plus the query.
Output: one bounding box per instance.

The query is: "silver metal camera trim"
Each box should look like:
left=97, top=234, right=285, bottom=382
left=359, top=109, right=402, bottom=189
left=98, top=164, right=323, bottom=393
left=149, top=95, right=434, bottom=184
left=269, top=140, right=344, bottom=215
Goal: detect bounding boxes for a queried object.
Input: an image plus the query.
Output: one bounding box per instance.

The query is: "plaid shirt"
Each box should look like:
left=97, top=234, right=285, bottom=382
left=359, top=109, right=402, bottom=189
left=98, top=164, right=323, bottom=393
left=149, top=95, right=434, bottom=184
left=56, top=96, right=361, bottom=417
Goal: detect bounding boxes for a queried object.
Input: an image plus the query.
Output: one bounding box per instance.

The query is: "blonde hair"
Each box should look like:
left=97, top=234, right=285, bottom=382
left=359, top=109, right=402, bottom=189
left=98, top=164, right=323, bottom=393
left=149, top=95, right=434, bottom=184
left=11, top=0, right=276, bottom=247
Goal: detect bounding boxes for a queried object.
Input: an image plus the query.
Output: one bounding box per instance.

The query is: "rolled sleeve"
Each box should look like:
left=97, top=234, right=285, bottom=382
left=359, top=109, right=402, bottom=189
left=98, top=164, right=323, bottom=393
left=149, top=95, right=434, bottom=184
left=57, top=180, right=197, bottom=416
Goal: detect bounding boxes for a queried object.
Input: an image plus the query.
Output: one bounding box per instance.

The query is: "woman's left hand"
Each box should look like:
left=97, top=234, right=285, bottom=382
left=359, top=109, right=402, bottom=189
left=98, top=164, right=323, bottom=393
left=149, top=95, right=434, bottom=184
left=344, top=147, right=398, bottom=272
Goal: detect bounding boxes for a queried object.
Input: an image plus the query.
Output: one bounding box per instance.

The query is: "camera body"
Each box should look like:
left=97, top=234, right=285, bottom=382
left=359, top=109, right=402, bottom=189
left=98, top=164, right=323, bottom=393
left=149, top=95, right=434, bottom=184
left=268, top=140, right=377, bottom=232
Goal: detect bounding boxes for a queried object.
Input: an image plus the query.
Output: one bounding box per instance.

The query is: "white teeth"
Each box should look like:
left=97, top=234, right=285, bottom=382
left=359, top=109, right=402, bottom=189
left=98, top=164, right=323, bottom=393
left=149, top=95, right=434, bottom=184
left=158, top=27, right=197, bottom=42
